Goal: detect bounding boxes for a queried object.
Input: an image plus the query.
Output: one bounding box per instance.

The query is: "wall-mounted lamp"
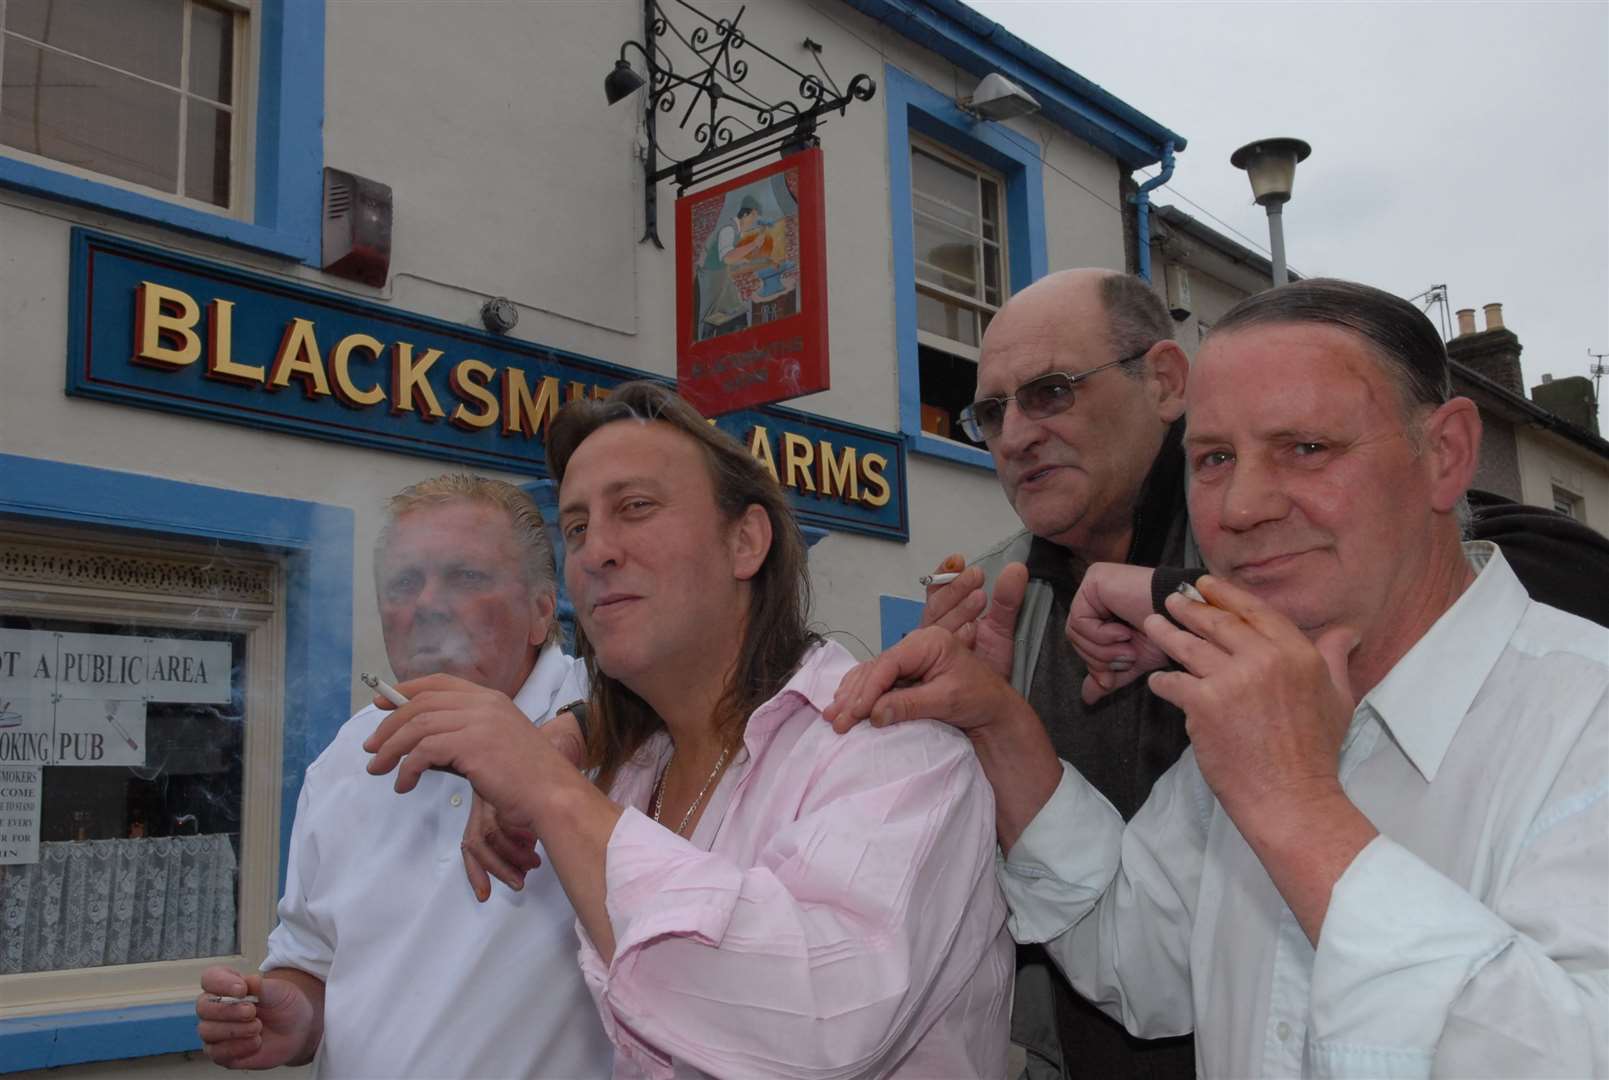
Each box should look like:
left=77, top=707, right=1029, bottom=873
left=604, top=57, right=646, bottom=105
left=958, top=73, right=1039, bottom=122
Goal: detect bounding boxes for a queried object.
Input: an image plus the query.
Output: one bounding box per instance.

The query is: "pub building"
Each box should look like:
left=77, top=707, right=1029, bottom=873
left=0, top=1, right=1184, bottom=1073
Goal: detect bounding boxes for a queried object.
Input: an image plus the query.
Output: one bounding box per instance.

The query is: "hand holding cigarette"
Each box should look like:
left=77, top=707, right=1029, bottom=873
left=918, top=553, right=987, bottom=636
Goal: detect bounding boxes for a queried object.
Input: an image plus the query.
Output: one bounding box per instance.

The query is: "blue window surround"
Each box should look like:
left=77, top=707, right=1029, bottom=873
left=0, top=0, right=325, bottom=262
left=878, top=594, right=925, bottom=650
left=884, top=63, right=1047, bottom=471
left=0, top=453, right=352, bottom=1071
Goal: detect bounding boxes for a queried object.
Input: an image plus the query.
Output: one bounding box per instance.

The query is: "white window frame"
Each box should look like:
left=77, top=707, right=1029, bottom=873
left=0, top=522, right=284, bottom=1018
left=0, top=0, right=257, bottom=217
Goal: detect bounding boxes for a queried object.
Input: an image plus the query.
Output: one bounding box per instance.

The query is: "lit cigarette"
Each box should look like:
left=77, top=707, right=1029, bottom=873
left=1176, top=581, right=1207, bottom=604
left=360, top=672, right=409, bottom=707
left=919, top=572, right=961, bottom=587
left=208, top=994, right=259, bottom=1005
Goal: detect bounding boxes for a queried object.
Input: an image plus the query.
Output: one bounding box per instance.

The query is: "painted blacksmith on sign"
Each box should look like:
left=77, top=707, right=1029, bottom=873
left=67, top=229, right=907, bottom=540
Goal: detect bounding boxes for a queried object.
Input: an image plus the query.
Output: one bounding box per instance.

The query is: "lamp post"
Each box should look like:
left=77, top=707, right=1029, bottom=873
left=1230, top=137, right=1311, bottom=287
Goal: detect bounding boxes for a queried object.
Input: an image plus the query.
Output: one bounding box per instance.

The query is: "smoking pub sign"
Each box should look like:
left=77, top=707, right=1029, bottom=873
left=66, top=229, right=907, bottom=540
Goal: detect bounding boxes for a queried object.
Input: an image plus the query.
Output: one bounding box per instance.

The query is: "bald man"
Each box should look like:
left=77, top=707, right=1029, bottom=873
left=920, top=270, right=1196, bottom=1080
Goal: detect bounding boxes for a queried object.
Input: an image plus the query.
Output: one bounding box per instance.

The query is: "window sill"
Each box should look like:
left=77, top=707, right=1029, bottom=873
left=0, top=1001, right=200, bottom=1072
left=0, top=156, right=316, bottom=262
left=907, top=430, right=995, bottom=471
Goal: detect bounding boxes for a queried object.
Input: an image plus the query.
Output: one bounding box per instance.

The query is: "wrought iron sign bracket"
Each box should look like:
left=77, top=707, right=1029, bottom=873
left=607, top=0, right=876, bottom=248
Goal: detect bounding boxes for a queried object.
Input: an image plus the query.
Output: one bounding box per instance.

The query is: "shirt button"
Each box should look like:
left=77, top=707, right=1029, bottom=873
left=450, top=793, right=463, bottom=807
left=1276, top=1021, right=1292, bottom=1042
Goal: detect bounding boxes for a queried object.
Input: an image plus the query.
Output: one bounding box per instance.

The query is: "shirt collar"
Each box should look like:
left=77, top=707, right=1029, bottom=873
left=511, top=642, right=572, bottom=721
left=1360, top=541, right=1529, bottom=782
left=740, top=639, right=857, bottom=750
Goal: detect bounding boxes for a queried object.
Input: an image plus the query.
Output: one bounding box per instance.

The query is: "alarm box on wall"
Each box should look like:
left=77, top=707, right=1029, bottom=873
left=321, top=167, right=393, bottom=288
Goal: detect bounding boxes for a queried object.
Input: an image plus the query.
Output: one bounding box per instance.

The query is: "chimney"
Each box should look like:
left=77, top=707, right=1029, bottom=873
left=1532, top=374, right=1601, bottom=436
left=1446, top=298, right=1524, bottom=397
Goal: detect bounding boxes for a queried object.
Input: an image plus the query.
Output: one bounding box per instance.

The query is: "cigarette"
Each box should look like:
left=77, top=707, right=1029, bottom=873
left=104, top=708, right=139, bottom=752
left=1175, top=581, right=1207, bottom=604
left=919, top=572, right=961, bottom=587
left=208, top=995, right=259, bottom=1005
left=360, top=672, right=409, bottom=707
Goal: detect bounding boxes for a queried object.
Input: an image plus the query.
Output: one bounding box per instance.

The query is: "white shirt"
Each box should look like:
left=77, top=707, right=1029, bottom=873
left=264, top=644, right=612, bottom=1079
left=999, top=543, right=1609, bottom=1078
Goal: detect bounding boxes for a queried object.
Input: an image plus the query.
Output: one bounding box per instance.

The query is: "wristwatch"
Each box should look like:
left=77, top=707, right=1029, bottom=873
left=557, top=699, right=591, bottom=746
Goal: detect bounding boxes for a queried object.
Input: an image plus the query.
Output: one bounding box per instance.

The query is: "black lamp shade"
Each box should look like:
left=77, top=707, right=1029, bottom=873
left=605, top=60, right=646, bottom=105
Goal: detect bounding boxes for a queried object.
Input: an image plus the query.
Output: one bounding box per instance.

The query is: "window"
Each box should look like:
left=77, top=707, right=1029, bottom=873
left=0, top=1, right=321, bottom=261
left=883, top=64, right=1047, bottom=469
left=911, top=140, right=1006, bottom=447
left=0, top=525, right=283, bottom=1016
left=2, top=0, right=246, bottom=209
left=1552, top=485, right=1585, bottom=521
left=0, top=453, right=350, bottom=1069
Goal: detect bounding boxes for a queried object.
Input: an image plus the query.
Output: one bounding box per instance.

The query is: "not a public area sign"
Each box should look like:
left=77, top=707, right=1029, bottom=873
left=66, top=229, right=908, bottom=541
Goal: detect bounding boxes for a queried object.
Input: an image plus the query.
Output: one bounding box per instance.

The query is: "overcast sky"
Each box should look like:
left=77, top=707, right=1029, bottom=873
left=970, top=0, right=1609, bottom=423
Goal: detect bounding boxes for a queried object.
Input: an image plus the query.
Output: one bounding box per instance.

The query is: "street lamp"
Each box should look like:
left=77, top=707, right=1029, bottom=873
left=1231, top=137, right=1311, bottom=287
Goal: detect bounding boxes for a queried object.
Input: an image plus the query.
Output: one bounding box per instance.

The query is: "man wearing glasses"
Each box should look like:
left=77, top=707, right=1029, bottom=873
left=920, top=268, right=1195, bottom=1080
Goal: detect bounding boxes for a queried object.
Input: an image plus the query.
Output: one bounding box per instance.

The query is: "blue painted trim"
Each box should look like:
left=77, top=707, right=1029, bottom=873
left=878, top=594, right=926, bottom=650
left=0, top=453, right=352, bottom=1071
left=884, top=64, right=1044, bottom=471
left=910, top=431, right=994, bottom=470
left=0, top=1003, right=199, bottom=1071
left=843, top=0, right=1184, bottom=168
left=1131, top=141, right=1175, bottom=282
left=801, top=525, right=830, bottom=548
left=0, top=1, right=324, bottom=262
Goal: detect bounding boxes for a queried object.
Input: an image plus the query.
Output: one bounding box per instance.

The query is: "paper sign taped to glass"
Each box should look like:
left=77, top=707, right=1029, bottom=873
left=0, top=765, right=42, bottom=865
left=0, top=628, right=230, bottom=767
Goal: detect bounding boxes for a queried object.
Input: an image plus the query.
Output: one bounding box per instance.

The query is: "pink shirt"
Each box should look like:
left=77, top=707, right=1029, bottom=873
left=578, top=640, right=1013, bottom=1078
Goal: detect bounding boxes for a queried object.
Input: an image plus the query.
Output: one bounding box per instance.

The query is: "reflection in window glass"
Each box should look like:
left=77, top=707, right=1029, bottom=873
left=1, top=37, right=181, bottom=194
left=0, top=0, right=238, bottom=208
left=186, top=99, right=232, bottom=205
left=4, top=0, right=182, bottom=85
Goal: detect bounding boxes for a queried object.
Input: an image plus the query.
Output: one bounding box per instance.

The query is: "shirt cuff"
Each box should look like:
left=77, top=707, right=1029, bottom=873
left=997, top=761, right=1123, bottom=944
left=1308, top=835, right=1513, bottom=1067
left=604, top=807, right=746, bottom=961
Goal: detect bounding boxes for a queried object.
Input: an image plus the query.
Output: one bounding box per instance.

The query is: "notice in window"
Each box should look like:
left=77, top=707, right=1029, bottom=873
left=0, top=765, right=42, bottom=865
left=0, top=629, right=230, bottom=766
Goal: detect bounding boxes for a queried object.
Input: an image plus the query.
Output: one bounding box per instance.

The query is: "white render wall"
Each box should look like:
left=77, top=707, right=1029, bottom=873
left=1516, top=427, right=1609, bottom=535
left=0, top=1, right=1134, bottom=1071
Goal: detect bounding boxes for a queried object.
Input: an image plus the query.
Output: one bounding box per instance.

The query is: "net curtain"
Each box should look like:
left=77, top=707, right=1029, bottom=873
left=0, top=834, right=237, bottom=974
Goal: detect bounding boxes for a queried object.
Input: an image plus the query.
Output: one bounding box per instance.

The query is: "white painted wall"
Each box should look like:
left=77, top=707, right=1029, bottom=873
left=1516, top=427, right=1609, bottom=535
left=0, top=0, right=1138, bottom=1072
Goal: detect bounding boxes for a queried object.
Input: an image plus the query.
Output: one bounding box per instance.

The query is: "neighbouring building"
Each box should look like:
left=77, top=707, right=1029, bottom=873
left=0, top=1, right=1185, bottom=1073
left=1147, top=204, right=1609, bottom=531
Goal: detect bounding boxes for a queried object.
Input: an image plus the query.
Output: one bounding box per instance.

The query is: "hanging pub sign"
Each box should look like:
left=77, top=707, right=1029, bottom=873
left=675, top=147, right=829, bottom=417
left=64, top=228, right=907, bottom=540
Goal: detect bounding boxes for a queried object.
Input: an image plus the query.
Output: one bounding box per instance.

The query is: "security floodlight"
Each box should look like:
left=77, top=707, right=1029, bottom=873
left=960, top=73, right=1039, bottom=122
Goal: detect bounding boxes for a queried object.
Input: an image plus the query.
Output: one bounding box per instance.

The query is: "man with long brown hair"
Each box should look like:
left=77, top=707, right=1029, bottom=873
left=364, top=381, right=1012, bottom=1077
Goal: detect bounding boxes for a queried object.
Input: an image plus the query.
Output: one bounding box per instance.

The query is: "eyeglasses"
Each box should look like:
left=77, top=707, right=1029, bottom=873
left=957, top=347, right=1153, bottom=442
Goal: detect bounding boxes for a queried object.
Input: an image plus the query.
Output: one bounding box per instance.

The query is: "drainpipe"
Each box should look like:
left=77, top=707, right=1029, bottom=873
left=1130, top=140, right=1175, bottom=282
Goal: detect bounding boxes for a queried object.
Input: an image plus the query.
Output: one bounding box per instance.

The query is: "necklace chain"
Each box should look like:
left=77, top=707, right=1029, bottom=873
left=651, top=743, right=732, bottom=838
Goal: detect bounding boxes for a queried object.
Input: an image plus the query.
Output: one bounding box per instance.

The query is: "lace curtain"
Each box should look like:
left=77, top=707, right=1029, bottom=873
left=0, top=834, right=237, bottom=974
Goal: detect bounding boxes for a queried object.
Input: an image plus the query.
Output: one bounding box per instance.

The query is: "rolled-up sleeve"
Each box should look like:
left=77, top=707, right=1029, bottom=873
left=1309, top=718, right=1609, bottom=1079
left=578, top=723, right=1003, bottom=1079
left=262, top=765, right=335, bottom=979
